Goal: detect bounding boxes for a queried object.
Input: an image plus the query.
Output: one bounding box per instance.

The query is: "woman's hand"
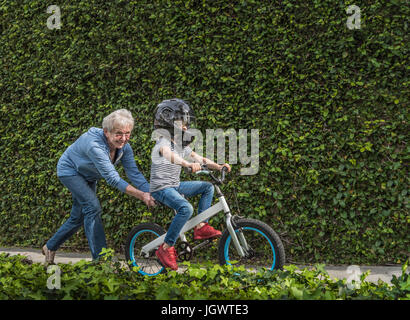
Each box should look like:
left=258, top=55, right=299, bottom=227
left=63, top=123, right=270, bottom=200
left=142, top=192, right=156, bottom=207
left=125, top=185, right=156, bottom=207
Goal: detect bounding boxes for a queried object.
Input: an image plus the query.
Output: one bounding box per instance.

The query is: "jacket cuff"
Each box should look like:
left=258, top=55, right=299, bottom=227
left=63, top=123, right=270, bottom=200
left=117, top=179, right=129, bottom=193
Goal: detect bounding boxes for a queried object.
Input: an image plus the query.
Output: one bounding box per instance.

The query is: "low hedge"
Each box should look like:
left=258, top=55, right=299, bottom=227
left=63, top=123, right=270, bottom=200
left=0, top=251, right=409, bottom=300
left=0, top=0, right=408, bottom=264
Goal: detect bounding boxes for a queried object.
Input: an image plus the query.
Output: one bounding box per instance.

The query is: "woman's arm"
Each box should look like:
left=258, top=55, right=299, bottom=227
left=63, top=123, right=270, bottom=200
left=125, top=184, right=155, bottom=207
left=121, top=144, right=150, bottom=193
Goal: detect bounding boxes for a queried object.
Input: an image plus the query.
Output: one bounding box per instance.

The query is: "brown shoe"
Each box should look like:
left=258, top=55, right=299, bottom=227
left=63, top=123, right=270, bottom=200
left=42, top=244, right=56, bottom=265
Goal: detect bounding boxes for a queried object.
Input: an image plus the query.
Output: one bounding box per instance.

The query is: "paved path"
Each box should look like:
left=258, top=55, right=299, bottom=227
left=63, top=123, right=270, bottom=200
left=0, top=247, right=406, bottom=285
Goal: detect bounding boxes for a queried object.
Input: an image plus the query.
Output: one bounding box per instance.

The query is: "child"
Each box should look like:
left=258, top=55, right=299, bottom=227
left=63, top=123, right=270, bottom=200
left=150, top=99, right=231, bottom=270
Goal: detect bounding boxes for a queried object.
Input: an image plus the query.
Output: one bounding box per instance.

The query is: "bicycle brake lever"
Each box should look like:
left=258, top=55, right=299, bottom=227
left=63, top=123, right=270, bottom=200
left=208, top=171, right=222, bottom=185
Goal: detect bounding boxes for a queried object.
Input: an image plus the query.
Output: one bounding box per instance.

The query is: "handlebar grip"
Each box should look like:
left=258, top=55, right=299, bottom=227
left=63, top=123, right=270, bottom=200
left=185, top=164, right=208, bottom=174
left=221, top=166, right=228, bottom=182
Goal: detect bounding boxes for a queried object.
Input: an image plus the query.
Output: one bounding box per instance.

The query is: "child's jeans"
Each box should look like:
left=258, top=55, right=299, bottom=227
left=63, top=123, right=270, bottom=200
left=151, top=181, right=214, bottom=246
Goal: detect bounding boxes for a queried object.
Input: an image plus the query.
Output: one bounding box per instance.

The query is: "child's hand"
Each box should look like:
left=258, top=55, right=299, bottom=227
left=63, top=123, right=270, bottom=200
left=189, top=163, right=202, bottom=173
left=220, top=163, right=231, bottom=172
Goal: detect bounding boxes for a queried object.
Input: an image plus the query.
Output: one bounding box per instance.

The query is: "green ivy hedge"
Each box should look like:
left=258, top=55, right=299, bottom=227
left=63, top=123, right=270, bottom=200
left=0, top=0, right=408, bottom=264
left=1, top=251, right=409, bottom=300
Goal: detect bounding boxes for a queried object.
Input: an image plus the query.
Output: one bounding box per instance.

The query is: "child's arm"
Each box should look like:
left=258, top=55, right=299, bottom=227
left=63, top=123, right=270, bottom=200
left=189, top=151, right=231, bottom=172
left=160, top=146, right=201, bottom=172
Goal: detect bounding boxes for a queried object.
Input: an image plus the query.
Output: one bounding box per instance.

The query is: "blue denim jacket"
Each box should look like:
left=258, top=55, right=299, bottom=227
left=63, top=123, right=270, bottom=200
left=57, top=127, right=149, bottom=193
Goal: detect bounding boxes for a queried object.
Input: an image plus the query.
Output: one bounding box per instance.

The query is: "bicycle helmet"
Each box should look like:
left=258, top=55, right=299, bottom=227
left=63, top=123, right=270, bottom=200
left=153, top=98, right=196, bottom=147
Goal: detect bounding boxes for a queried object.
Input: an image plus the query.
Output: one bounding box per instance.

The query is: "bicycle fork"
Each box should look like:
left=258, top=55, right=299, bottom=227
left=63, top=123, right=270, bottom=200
left=226, top=213, right=249, bottom=257
left=218, top=187, right=249, bottom=258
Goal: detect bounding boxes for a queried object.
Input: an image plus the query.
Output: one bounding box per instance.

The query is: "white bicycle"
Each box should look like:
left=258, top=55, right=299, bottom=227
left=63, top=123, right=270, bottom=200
left=125, top=165, right=286, bottom=276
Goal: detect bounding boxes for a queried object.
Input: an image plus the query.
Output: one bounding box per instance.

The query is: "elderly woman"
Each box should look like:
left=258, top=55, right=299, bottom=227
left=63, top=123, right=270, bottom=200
left=43, top=109, right=155, bottom=264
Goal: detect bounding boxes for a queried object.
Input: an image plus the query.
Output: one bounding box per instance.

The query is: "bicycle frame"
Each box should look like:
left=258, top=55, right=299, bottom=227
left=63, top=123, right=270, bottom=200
left=140, top=185, right=248, bottom=258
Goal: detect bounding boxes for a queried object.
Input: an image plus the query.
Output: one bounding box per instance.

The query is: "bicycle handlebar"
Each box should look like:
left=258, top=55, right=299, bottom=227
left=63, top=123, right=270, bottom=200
left=185, top=164, right=228, bottom=185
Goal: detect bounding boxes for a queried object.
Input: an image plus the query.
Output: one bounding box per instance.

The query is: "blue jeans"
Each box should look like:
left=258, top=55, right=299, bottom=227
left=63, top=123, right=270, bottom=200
left=47, top=175, right=107, bottom=260
left=151, top=181, right=214, bottom=246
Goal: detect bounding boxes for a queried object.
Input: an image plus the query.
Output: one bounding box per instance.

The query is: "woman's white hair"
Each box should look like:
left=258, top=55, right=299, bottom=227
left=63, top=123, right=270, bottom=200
left=102, top=109, right=134, bottom=132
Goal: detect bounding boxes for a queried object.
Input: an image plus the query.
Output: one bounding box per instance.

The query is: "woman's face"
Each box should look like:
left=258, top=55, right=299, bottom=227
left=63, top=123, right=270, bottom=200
left=104, top=125, right=132, bottom=150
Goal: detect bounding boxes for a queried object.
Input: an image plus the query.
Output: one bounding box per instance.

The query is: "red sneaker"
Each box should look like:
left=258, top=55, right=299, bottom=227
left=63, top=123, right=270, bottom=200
left=194, top=223, right=222, bottom=240
left=156, top=243, right=178, bottom=270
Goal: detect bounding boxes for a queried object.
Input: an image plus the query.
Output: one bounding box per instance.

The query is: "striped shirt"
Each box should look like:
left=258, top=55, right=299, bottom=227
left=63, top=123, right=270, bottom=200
left=149, top=137, right=193, bottom=193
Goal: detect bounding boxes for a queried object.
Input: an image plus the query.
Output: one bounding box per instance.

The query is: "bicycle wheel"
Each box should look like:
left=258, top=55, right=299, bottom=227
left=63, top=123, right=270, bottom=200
left=218, top=218, right=285, bottom=271
left=125, top=222, right=166, bottom=276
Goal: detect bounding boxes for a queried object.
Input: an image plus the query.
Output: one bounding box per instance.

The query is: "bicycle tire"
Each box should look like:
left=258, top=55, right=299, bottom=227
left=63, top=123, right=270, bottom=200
left=218, top=218, right=285, bottom=271
left=125, top=222, right=166, bottom=276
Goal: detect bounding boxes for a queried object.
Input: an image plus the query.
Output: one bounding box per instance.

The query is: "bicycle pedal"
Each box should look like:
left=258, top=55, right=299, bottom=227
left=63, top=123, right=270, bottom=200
left=204, top=238, right=219, bottom=245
